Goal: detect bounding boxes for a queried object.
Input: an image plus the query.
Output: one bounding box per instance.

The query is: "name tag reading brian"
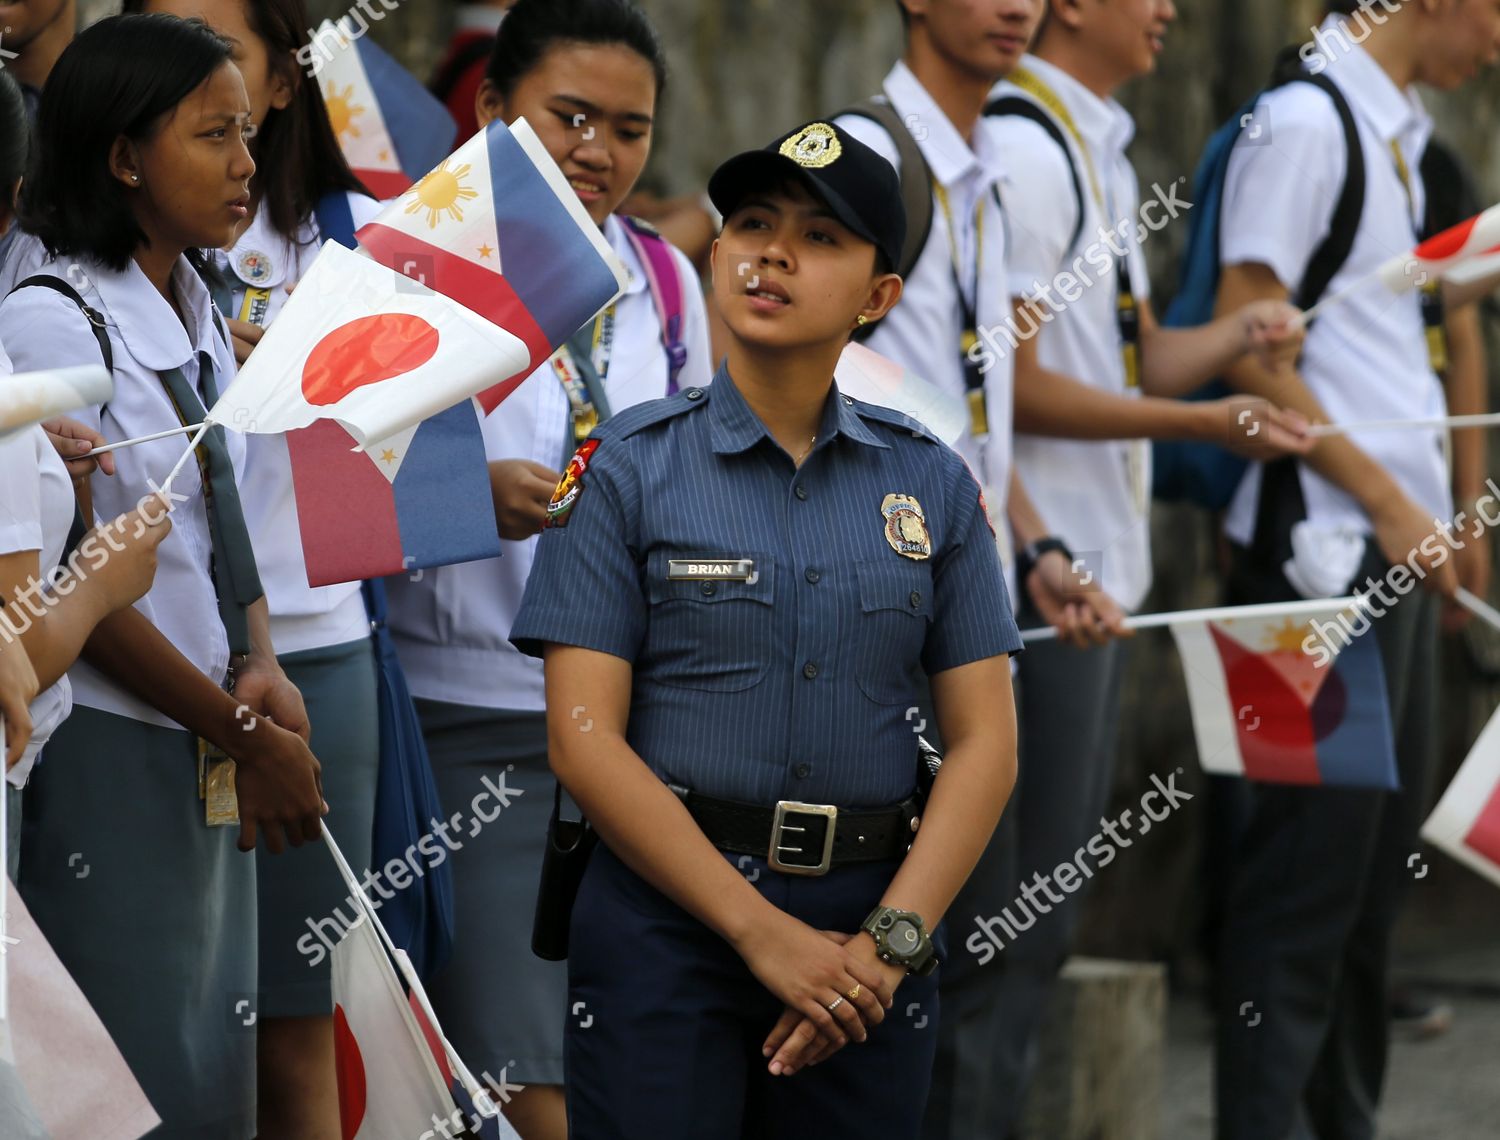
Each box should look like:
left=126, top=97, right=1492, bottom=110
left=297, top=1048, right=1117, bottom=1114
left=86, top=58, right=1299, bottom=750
left=667, top=558, right=757, bottom=581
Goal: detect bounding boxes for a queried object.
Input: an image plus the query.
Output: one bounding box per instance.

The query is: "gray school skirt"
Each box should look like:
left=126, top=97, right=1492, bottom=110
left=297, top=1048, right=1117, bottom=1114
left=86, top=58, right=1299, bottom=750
left=19, top=704, right=257, bottom=1139
left=416, top=699, right=566, bottom=1087
left=257, top=636, right=378, bottom=1017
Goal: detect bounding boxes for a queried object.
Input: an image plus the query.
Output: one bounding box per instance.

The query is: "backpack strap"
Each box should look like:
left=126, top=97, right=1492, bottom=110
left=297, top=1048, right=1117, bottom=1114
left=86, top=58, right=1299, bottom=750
left=8, top=274, right=110, bottom=558
left=11, top=275, right=113, bottom=373
left=618, top=215, right=688, bottom=395
left=1248, top=52, right=1368, bottom=575
left=983, top=95, right=1088, bottom=256
left=837, top=97, right=935, bottom=284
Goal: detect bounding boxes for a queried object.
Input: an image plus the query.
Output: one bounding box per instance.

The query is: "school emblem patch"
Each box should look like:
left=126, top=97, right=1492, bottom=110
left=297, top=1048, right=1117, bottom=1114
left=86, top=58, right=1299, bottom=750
left=881, top=493, right=931, bottom=560
left=236, top=249, right=274, bottom=285
left=545, top=439, right=600, bottom=529
left=780, top=122, right=842, bottom=169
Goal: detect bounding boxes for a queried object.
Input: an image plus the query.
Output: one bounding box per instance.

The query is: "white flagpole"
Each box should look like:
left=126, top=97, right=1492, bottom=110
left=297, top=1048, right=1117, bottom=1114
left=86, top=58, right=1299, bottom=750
left=89, top=422, right=206, bottom=457
left=1456, top=588, right=1500, bottom=635
left=1019, top=595, right=1363, bottom=643
left=160, top=423, right=211, bottom=495
left=1307, top=412, right=1500, bottom=438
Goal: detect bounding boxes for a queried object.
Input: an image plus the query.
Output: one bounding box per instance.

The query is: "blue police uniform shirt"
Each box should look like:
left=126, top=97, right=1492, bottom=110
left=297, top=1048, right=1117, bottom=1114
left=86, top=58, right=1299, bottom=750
left=511, top=363, right=1022, bottom=809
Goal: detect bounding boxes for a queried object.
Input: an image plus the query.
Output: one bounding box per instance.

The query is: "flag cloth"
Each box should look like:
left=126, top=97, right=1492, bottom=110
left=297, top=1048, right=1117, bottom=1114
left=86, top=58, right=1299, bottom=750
left=5, top=876, right=161, bottom=1139
left=1421, top=702, right=1500, bottom=889
left=1169, top=600, right=1398, bottom=788
left=207, top=240, right=528, bottom=448
left=1374, top=202, right=1500, bottom=292
left=0, top=365, right=111, bottom=437
left=313, top=18, right=456, bottom=199
left=323, top=830, right=518, bottom=1140
left=357, top=116, right=629, bottom=413
left=834, top=342, right=965, bottom=445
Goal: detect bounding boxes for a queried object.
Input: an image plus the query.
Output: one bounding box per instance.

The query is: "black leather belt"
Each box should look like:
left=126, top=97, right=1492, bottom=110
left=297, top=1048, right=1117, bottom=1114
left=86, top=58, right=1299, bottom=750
left=670, top=785, right=920, bottom=877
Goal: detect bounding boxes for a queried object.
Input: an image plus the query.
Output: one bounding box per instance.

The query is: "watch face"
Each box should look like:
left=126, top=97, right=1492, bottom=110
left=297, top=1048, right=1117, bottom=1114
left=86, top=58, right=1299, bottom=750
left=888, top=920, right=921, bottom=955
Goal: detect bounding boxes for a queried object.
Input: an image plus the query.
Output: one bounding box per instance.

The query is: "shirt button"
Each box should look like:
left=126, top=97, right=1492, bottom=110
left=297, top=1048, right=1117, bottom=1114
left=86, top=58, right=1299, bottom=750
left=701, top=582, right=717, bottom=597
left=805, top=568, right=821, bottom=584
left=794, top=485, right=809, bottom=501
left=686, top=388, right=704, bottom=400
left=910, top=590, right=922, bottom=608
left=802, top=662, right=818, bottom=680
left=795, top=763, right=812, bottom=779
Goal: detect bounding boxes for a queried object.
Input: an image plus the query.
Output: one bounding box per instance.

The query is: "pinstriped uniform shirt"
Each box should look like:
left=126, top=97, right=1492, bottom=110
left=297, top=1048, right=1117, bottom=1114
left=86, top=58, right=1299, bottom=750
left=511, top=365, right=1022, bottom=809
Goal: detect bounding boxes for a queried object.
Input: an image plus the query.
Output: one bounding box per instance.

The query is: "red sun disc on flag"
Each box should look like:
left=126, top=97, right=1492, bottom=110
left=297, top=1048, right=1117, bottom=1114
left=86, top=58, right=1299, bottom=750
left=302, top=313, right=442, bottom=406
left=332, top=1004, right=368, bottom=1140
left=1414, top=216, right=1478, bottom=262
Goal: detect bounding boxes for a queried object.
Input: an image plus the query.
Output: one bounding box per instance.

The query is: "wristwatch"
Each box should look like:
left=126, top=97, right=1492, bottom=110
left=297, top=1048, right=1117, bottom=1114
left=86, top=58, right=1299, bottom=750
left=1015, top=535, right=1073, bottom=584
left=861, top=906, right=937, bottom=976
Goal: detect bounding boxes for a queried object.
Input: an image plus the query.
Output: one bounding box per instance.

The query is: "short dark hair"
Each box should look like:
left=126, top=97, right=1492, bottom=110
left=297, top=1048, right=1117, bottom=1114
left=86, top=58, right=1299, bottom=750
left=1326, top=0, right=1404, bottom=13
left=0, top=71, right=26, bottom=197
left=484, top=0, right=668, bottom=102
left=121, top=0, right=369, bottom=240
left=21, top=14, right=235, bottom=271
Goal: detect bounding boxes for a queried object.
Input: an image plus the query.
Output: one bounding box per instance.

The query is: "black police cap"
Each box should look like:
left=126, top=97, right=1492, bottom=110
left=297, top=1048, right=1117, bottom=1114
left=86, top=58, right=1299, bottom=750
left=708, top=120, right=907, bottom=273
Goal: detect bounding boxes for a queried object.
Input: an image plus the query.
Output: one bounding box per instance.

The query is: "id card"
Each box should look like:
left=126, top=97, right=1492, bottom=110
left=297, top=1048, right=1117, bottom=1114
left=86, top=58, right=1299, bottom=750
left=204, top=757, right=240, bottom=827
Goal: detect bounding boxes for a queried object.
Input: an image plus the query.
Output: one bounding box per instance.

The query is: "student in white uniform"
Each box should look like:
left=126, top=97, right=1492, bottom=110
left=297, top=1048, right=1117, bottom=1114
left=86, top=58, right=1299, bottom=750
left=0, top=16, right=325, bottom=1137
left=385, top=3, right=710, bottom=1137
left=1213, top=4, right=1500, bottom=1138
left=123, top=0, right=381, bottom=1132
left=974, top=4, right=1309, bottom=1131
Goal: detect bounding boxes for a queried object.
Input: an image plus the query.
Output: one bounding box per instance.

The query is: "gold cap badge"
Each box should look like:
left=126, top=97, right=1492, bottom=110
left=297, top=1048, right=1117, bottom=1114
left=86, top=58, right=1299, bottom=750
left=780, top=123, right=842, bottom=169
left=881, top=494, right=931, bottom=561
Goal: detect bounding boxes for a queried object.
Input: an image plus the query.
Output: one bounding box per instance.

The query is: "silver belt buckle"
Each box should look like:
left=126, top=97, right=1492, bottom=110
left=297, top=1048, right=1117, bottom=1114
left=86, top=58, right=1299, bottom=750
left=768, top=801, right=837, bottom=876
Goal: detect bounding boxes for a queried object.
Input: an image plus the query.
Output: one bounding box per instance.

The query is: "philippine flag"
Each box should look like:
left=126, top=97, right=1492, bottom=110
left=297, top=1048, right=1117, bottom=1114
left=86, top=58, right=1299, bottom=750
left=207, top=241, right=521, bottom=585
left=1422, top=704, right=1500, bottom=890
left=357, top=117, right=630, bottom=413
left=1169, top=600, right=1398, bottom=788
left=311, top=18, right=457, bottom=199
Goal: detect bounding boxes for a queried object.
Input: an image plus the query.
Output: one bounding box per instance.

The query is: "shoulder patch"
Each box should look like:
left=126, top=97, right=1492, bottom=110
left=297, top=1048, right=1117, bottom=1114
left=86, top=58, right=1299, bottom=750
left=596, top=385, right=711, bottom=442
left=544, top=439, right=600, bottom=529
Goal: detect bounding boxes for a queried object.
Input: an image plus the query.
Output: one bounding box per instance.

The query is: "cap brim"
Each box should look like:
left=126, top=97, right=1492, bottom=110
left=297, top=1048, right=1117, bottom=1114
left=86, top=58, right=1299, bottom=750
left=707, top=151, right=884, bottom=257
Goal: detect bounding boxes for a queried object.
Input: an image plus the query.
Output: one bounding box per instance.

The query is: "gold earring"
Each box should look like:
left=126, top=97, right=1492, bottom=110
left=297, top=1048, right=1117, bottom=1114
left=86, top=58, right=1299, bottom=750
left=855, top=314, right=869, bottom=328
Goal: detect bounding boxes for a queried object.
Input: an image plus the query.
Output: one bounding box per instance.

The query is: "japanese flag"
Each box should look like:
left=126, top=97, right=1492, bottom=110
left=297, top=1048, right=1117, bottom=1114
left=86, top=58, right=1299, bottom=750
left=206, top=241, right=529, bottom=455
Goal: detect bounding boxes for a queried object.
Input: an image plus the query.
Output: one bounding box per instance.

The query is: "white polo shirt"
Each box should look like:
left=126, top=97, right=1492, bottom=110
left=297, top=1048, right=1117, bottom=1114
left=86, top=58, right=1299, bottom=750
left=989, top=55, right=1154, bottom=611
left=0, top=255, right=246, bottom=729
left=387, top=215, right=712, bottom=711
left=834, top=62, right=1016, bottom=569
left=211, top=193, right=385, bottom=654
left=1222, top=17, right=1446, bottom=546
left=0, top=345, right=75, bottom=783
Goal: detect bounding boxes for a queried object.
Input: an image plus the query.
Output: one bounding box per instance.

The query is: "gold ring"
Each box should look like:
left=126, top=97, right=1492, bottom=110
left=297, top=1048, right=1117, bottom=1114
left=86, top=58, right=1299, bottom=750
left=826, top=996, right=845, bottom=1013
left=846, top=984, right=862, bottom=1001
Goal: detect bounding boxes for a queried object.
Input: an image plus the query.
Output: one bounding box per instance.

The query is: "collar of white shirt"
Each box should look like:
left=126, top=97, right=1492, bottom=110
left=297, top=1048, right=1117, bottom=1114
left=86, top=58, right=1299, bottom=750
left=91, top=254, right=224, bottom=375
left=881, top=59, right=1008, bottom=194
left=1011, top=54, right=1136, bottom=164
left=1315, top=14, right=1432, bottom=150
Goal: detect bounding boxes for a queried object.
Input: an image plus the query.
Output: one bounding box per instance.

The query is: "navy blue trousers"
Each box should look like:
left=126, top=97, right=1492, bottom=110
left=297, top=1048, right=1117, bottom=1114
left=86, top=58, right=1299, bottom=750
left=565, top=845, right=942, bottom=1139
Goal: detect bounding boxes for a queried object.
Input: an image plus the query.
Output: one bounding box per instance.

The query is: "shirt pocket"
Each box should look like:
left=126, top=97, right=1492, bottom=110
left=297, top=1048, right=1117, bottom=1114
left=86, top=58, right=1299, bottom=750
left=644, top=551, right=777, bottom=692
left=854, top=560, right=934, bottom=705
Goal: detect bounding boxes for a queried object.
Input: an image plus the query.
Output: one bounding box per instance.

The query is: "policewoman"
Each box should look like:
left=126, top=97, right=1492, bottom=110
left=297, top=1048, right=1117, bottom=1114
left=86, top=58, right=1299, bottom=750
left=511, top=121, right=1022, bottom=1139
left=0, top=16, right=324, bottom=1136
left=386, top=3, right=710, bottom=1137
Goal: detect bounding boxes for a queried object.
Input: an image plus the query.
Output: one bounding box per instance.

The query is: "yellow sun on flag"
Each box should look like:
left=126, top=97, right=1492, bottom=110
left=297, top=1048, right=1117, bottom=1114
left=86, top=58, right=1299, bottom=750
left=322, top=82, right=365, bottom=142
left=1267, top=617, right=1312, bottom=656
left=404, top=161, right=479, bottom=229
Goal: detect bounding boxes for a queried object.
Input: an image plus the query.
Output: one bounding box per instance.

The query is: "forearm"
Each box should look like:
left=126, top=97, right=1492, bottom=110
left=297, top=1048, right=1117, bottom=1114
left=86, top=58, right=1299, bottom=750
left=1014, top=358, right=1208, bottom=441
left=3, top=578, right=112, bottom=691
left=1139, top=316, right=1247, bottom=397
left=547, top=712, right=781, bottom=949
left=878, top=660, right=1016, bottom=929
left=1444, top=304, right=1488, bottom=504
left=245, top=595, right=276, bottom=669
left=81, top=607, right=244, bottom=748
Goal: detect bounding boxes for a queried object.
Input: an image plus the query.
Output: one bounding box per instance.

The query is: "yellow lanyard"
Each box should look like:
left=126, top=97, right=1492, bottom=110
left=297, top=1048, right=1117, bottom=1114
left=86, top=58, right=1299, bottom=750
left=1008, top=66, right=1140, bottom=388
left=1391, top=140, right=1448, bottom=374
left=932, top=181, right=992, bottom=435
